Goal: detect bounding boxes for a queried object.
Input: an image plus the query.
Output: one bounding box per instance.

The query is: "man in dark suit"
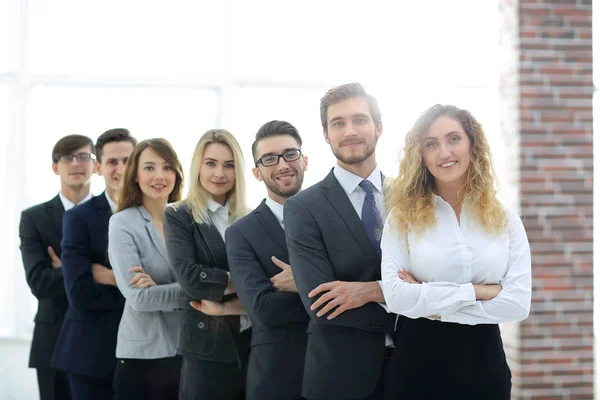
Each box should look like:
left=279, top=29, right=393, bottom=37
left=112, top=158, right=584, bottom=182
left=19, top=134, right=96, bottom=400
left=226, top=120, right=309, bottom=400
left=284, top=83, right=398, bottom=400
left=51, top=129, right=137, bottom=400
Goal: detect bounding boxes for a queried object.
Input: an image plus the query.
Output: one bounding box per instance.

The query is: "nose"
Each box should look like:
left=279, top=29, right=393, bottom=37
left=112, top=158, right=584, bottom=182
left=214, top=166, right=225, bottom=178
left=116, top=161, right=127, bottom=175
left=69, top=157, right=81, bottom=166
left=439, top=142, right=452, bottom=159
left=276, top=158, right=291, bottom=171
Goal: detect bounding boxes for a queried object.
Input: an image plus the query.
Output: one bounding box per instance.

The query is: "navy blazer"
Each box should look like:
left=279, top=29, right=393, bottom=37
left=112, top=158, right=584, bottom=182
left=284, top=169, right=397, bottom=399
left=226, top=200, right=308, bottom=400
left=19, top=195, right=69, bottom=369
left=51, top=193, right=124, bottom=379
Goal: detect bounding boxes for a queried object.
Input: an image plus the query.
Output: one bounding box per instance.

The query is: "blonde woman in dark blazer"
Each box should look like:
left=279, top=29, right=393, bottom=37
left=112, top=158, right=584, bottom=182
left=164, top=129, right=250, bottom=400
left=108, top=139, right=185, bottom=400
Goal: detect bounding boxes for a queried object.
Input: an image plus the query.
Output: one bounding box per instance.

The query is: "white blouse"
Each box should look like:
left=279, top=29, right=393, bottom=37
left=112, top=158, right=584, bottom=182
left=380, top=196, right=531, bottom=326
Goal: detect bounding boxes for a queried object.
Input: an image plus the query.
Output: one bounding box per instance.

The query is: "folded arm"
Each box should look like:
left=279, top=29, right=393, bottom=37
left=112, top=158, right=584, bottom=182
left=108, top=219, right=183, bottom=312
left=226, top=225, right=306, bottom=327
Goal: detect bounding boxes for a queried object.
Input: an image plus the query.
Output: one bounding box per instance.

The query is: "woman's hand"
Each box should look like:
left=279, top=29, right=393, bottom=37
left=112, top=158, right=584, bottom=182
left=398, top=269, right=420, bottom=284
left=474, top=284, right=502, bottom=301
left=129, top=266, right=157, bottom=289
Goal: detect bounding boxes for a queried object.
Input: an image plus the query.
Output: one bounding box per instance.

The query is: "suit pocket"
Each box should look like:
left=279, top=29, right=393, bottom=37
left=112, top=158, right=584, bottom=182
left=179, top=311, right=217, bottom=356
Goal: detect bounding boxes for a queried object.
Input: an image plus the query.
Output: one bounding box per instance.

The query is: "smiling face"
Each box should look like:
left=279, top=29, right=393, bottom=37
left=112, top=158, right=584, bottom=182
left=253, top=134, right=307, bottom=204
left=422, top=115, right=472, bottom=189
left=199, top=142, right=235, bottom=205
left=324, top=96, right=382, bottom=169
left=136, top=147, right=176, bottom=205
left=96, top=141, right=135, bottom=200
left=52, top=144, right=95, bottom=190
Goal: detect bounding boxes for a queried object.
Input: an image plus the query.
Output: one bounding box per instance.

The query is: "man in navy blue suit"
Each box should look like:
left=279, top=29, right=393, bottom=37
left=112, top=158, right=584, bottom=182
left=51, top=129, right=137, bottom=400
left=225, top=121, right=309, bottom=400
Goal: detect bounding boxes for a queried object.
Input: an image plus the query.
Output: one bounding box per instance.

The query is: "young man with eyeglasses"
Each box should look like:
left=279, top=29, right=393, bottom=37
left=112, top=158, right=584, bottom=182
left=19, top=134, right=95, bottom=400
left=51, top=128, right=137, bottom=400
left=223, top=120, right=309, bottom=400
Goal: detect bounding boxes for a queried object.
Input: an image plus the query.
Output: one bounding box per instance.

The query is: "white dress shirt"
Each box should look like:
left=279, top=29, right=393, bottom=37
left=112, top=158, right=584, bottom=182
left=380, top=196, right=532, bottom=325
left=59, top=191, right=92, bottom=211
left=333, top=165, right=393, bottom=346
left=105, top=191, right=118, bottom=214
left=207, top=199, right=251, bottom=331
left=265, top=197, right=285, bottom=229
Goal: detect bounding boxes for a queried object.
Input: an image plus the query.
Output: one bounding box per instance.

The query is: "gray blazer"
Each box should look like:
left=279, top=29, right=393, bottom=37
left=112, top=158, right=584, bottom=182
left=108, top=205, right=183, bottom=359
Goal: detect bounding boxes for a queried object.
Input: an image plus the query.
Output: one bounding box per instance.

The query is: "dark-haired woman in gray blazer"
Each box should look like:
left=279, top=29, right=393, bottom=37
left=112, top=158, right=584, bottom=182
left=164, top=130, right=251, bottom=400
left=108, top=139, right=185, bottom=400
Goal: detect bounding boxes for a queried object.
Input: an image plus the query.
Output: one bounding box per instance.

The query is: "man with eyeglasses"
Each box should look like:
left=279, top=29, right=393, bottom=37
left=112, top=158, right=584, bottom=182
left=19, top=134, right=95, bottom=400
left=222, top=120, right=309, bottom=400
left=51, top=128, right=137, bottom=400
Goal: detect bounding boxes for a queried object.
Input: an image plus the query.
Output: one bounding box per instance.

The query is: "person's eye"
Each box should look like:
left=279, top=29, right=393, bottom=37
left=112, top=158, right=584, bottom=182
left=206, top=161, right=216, bottom=167
left=164, top=165, right=173, bottom=171
left=225, top=163, right=235, bottom=169
left=450, top=135, right=461, bottom=143
left=144, top=166, right=153, bottom=171
left=355, top=118, right=368, bottom=124
left=109, top=160, right=118, bottom=165
left=426, top=141, right=437, bottom=149
left=332, top=121, right=344, bottom=127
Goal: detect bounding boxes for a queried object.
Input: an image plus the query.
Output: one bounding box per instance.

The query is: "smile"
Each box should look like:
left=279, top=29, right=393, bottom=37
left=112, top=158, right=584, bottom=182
left=275, top=174, right=294, bottom=182
left=440, top=161, right=457, bottom=168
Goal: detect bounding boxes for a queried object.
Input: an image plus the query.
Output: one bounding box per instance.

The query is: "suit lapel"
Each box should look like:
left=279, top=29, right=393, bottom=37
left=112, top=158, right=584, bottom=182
left=254, top=200, right=287, bottom=255
left=195, top=221, right=228, bottom=270
left=46, top=195, right=65, bottom=248
left=138, top=206, right=171, bottom=267
left=322, top=169, right=377, bottom=256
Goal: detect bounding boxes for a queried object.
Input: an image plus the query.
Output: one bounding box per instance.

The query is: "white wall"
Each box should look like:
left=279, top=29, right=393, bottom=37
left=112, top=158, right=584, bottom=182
left=0, top=339, right=39, bottom=400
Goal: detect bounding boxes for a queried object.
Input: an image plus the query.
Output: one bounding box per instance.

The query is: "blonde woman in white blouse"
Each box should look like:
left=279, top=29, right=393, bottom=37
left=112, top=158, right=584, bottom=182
left=381, top=104, right=531, bottom=400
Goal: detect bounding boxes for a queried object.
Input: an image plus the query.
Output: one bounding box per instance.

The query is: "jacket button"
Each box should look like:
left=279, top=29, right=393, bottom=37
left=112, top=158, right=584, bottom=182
left=200, top=272, right=208, bottom=279
left=197, top=322, right=205, bottom=329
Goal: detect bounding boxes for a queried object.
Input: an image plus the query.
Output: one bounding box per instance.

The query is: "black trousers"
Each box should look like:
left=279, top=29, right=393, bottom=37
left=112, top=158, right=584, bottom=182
left=68, top=373, right=113, bottom=400
left=36, top=368, right=71, bottom=400
left=385, top=318, right=511, bottom=399
left=113, top=355, right=182, bottom=400
left=179, top=357, right=244, bottom=400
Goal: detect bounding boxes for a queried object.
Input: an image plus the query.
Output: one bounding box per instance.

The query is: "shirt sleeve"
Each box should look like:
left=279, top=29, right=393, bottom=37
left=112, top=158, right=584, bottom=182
left=441, top=208, right=532, bottom=325
left=380, top=213, right=478, bottom=319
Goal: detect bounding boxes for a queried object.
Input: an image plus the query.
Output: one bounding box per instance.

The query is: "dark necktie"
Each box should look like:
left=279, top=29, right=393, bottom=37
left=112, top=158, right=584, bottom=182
left=359, top=180, right=383, bottom=255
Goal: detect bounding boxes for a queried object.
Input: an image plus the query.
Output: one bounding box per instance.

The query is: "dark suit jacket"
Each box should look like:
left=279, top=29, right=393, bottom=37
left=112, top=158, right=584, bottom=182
left=51, top=193, right=125, bottom=379
left=163, top=203, right=249, bottom=365
left=19, top=195, right=69, bottom=369
left=226, top=200, right=308, bottom=400
left=284, top=169, right=397, bottom=399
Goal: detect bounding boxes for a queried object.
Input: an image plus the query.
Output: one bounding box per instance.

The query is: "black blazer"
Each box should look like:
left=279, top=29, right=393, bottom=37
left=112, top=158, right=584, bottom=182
left=226, top=200, right=308, bottom=400
left=19, top=195, right=69, bottom=369
left=51, top=193, right=125, bottom=379
left=163, top=203, right=248, bottom=365
left=284, top=169, right=397, bottom=399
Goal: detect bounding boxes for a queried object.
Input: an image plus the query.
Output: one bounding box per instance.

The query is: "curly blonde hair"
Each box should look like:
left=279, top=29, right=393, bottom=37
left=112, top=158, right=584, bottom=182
left=387, top=104, right=507, bottom=235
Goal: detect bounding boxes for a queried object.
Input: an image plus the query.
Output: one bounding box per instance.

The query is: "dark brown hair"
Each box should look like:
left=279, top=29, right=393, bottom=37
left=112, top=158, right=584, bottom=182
left=95, top=128, right=138, bottom=163
left=319, top=82, right=381, bottom=131
left=117, top=138, right=184, bottom=212
left=52, top=134, right=94, bottom=162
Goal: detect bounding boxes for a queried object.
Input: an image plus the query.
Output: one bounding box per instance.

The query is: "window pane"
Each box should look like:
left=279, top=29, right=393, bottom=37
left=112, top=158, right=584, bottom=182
left=29, top=0, right=225, bottom=78
left=0, top=0, right=18, bottom=73
left=230, top=0, right=498, bottom=87
left=26, top=86, right=220, bottom=202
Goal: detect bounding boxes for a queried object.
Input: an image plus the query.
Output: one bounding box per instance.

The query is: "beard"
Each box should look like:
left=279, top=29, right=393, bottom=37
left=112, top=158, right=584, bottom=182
left=331, top=137, right=377, bottom=165
left=263, top=173, right=303, bottom=199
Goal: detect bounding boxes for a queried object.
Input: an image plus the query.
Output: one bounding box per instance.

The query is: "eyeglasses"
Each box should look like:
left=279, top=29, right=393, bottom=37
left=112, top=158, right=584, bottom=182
left=55, top=152, right=96, bottom=164
left=255, top=149, right=302, bottom=167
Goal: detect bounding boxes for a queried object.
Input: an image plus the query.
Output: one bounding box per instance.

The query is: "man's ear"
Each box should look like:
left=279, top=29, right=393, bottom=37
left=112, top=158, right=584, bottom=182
left=51, top=163, right=59, bottom=176
left=252, top=167, right=263, bottom=182
left=375, top=121, right=383, bottom=138
left=302, top=155, right=308, bottom=171
left=323, top=131, right=330, bottom=144
left=94, top=160, right=102, bottom=176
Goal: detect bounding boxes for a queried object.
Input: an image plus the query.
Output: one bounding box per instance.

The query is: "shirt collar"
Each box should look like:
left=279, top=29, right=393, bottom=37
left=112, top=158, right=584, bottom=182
left=333, top=164, right=383, bottom=196
left=59, top=191, right=93, bottom=211
left=265, top=197, right=285, bottom=226
left=207, top=198, right=230, bottom=214
left=105, top=191, right=118, bottom=213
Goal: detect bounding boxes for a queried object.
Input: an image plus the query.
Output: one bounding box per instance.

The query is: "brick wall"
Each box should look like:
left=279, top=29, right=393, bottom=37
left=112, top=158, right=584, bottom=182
left=499, top=0, right=594, bottom=398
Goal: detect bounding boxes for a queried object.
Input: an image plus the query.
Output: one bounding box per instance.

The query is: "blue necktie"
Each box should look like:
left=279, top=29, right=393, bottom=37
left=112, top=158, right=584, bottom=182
left=359, top=180, right=383, bottom=255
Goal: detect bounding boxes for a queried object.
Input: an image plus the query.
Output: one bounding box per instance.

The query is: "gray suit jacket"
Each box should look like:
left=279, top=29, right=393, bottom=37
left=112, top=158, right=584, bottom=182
left=108, top=205, right=183, bottom=359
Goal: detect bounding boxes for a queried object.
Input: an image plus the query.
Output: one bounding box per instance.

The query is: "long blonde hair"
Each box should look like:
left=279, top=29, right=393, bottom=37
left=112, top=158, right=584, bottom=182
left=176, top=129, right=247, bottom=225
left=387, top=104, right=506, bottom=235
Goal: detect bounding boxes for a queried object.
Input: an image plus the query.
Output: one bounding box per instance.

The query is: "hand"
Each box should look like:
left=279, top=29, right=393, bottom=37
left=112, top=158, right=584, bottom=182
left=270, top=256, right=298, bottom=292
left=226, top=275, right=236, bottom=295
left=91, top=263, right=117, bottom=287
left=474, top=284, right=502, bottom=301
left=190, top=300, right=224, bottom=316
left=129, top=266, right=157, bottom=289
left=398, top=269, right=419, bottom=284
left=47, top=246, right=61, bottom=269
left=308, top=281, right=376, bottom=320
